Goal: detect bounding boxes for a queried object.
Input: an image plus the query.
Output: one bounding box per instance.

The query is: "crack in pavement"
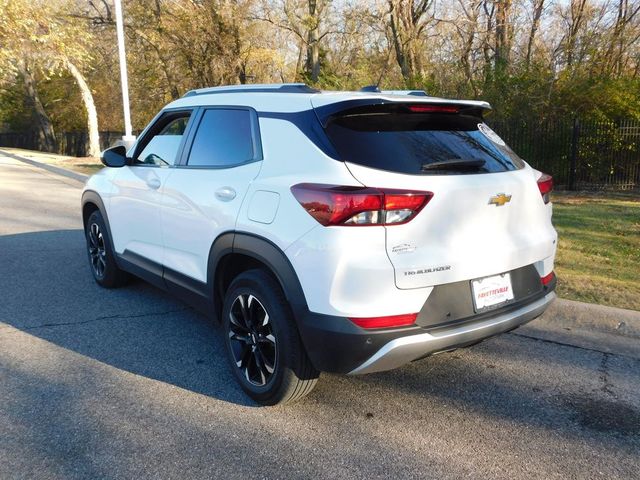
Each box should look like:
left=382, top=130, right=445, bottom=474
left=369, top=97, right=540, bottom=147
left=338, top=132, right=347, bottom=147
left=598, top=352, right=616, bottom=398
left=508, top=331, right=638, bottom=360
left=0, top=307, right=193, bottom=337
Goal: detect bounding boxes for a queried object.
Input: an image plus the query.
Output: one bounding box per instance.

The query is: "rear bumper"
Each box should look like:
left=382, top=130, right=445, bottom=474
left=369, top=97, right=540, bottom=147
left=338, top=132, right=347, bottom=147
left=298, top=283, right=556, bottom=375
left=348, top=291, right=556, bottom=374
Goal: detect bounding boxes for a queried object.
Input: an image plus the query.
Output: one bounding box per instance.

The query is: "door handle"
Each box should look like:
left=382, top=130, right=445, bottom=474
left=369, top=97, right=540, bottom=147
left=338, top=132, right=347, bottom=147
left=147, top=177, right=161, bottom=190
left=215, top=187, right=237, bottom=201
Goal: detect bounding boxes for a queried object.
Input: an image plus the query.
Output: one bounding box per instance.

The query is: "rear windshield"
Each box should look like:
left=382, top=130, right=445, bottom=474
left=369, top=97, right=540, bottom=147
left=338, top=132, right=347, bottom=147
left=323, top=104, right=525, bottom=175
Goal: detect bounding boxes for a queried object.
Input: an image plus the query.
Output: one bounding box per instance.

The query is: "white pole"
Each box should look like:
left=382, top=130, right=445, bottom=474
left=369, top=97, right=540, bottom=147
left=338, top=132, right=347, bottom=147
left=114, top=0, right=135, bottom=143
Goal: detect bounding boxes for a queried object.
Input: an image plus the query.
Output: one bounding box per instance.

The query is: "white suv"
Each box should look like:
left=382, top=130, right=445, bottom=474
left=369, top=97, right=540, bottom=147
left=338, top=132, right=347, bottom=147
left=82, top=83, right=557, bottom=405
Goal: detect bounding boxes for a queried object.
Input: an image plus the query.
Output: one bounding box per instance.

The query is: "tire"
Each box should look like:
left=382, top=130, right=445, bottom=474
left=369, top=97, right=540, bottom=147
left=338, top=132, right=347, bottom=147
left=222, top=269, right=319, bottom=405
left=85, top=210, right=128, bottom=288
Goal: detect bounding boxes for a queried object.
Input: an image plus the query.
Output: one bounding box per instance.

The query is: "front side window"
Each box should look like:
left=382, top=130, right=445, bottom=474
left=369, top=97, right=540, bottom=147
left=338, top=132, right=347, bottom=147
left=135, top=114, right=191, bottom=166
left=187, top=109, right=255, bottom=167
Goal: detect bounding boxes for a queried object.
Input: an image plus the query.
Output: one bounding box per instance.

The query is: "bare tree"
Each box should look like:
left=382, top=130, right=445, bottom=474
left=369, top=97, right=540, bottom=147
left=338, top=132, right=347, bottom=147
left=387, top=0, right=434, bottom=86
left=66, top=61, right=100, bottom=157
left=525, top=0, right=546, bottom=68
left=563, top=0, right=589, bottom=68
left=494, top=0, right=512, bottom=74
left=255, top=0, right=333, bottom=83
left=604, top=0, right=640, bottom=76
left=16, top=60, right=57, bottom=152
left=481, top=0, right=495, bottom=84
left=452, top=0, right=483, bottom=94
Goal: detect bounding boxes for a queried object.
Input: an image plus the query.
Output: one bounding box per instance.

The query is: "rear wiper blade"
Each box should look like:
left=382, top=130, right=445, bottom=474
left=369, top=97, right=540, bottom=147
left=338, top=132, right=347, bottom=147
left=421, top=159, right=486, bottom=171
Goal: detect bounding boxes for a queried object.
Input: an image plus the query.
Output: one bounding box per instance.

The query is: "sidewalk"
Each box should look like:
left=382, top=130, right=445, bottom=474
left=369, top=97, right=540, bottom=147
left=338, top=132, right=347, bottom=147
left=0, top=147, right=99, bottom=178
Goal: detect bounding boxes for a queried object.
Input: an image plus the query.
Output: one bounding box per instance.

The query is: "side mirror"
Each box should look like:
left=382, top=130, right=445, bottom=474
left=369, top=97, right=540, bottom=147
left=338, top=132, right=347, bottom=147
left=101, top=145, right=129, bottom=168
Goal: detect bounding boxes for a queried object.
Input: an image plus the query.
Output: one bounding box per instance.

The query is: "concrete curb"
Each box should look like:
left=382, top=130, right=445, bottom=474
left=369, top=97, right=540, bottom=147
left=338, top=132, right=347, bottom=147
left=518, top=298, right=640, bottom=359
left=0, top=149, right=89, bottom=184
left=544, top=298, right=640, bottom=339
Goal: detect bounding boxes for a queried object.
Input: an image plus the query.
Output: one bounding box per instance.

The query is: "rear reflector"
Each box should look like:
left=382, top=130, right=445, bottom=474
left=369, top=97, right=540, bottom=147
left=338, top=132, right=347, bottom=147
left=291, top=183, right=432, bottom=226
left=407, top=105, right=459, bottom=114
left=537, top=173, right=553, bottom=204
left=541, top=271, right=555, bottom=286
left=349, top=313, right=418, bottom=329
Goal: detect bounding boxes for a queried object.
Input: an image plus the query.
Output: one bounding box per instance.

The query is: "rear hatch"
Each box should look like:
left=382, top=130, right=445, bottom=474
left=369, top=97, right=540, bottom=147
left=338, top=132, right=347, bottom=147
left=312, top=98, right=557, bottom=290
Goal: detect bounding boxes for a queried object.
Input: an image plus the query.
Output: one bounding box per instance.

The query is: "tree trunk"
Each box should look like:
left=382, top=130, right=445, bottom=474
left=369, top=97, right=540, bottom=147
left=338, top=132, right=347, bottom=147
left=17, top=60, right=57, bottom=153
left=565, top=0, right=588, bottom=68
left=482, top=0, right=495, bottom=86
left=494, top=0, right=512, bottom=75
left=66, top=61, right=101, bottom=158
left=458, top=0, right=481, bottom=94
left=305, top=0, right=321, bottom=82
left=388, top=0, right=430, bottom=87
left=293, top=38, right=305, bottom=82
left=389, top=5, right=411, bottom=81
left=525, top=0, right=545, bottom=68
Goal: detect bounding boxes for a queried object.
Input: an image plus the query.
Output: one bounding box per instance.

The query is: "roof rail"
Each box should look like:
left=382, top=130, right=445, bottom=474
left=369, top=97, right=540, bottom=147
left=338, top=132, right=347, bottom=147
left=381, top=90, right=428, bottom=96
left=182, top=83, right=319, bottom=97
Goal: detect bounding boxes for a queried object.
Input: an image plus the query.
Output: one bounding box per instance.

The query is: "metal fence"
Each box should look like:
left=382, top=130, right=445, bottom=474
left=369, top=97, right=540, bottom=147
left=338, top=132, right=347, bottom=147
left=1, top=118, right=640, bottom=190
left=490, top=118, right=640, bottom=190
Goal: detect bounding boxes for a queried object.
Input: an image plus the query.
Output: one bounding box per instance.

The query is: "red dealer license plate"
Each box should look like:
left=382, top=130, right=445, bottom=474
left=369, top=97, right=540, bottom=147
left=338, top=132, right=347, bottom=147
left=471, top=273, right=514, bottom=312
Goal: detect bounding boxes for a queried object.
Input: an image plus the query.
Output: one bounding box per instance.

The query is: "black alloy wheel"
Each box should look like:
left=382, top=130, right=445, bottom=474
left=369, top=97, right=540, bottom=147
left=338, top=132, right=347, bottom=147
left=222, top=269, right=319, bottom=405
left=228, top=293, right=277, bottom=386
left=85, top=210, right=128, bottom=288
left=88, top=222, right=107, bottom=279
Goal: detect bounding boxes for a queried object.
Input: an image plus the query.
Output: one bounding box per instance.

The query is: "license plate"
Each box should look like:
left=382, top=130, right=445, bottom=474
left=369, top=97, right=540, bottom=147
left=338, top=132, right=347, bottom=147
left=471, top=273, right=514, bottom=311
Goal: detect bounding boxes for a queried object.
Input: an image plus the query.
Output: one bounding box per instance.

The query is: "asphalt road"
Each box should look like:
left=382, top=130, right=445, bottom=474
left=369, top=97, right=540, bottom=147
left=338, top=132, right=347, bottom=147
left=1, top=151, right=638, bottom=479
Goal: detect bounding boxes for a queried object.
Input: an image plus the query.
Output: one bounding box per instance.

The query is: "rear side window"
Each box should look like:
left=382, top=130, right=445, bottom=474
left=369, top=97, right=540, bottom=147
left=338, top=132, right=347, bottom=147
left=187, top=108, right=256, bottom=167
left=323, top=104, right=524, bottom=174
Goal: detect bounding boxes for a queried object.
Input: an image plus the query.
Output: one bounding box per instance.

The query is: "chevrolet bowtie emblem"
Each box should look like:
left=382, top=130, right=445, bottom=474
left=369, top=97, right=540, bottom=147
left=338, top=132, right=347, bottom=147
left=489, top=193, right=512, bottom=206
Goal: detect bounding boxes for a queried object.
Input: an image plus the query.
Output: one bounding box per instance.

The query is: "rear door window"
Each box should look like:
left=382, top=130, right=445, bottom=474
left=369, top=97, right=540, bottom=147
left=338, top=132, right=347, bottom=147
left=323, top=104, right=524, bottom=175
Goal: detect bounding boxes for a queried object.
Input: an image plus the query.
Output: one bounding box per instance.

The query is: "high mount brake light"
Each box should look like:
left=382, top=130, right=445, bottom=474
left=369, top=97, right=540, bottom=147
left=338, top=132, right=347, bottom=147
left=537, top=173, right=553, bottom=204
left=407, top=105, right=459, bottom=114
left=290, top=184, right=433, bottom=226
left=349, top=313, right=418, bottom=329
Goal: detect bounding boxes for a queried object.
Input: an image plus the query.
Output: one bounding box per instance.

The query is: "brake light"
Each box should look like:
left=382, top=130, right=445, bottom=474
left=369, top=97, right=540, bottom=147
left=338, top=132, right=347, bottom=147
left=407, top=105, right=459, bottom=114
left=537, top=173, right=553, bottom=204
left=541, top=271, right=555, bottom=286
left=291, top=183, right=432, bottom=226
left=349, top=313, right=418, bottom=329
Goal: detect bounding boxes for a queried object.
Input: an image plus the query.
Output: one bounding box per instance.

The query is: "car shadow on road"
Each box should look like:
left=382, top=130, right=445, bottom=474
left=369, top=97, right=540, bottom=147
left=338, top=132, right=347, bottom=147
left=2, top=228, right=640, bottom=444
left=0, top=229, right=253, bottom=407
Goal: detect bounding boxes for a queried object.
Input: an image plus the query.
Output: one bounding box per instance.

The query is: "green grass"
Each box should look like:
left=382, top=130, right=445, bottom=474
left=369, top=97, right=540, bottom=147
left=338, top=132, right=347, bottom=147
left=552, top=191, right=640, bottom=310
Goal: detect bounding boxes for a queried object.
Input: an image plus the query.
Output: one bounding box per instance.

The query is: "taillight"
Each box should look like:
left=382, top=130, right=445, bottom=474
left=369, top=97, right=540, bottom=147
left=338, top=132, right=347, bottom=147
left=290, top=184, right=433, bottom=226
left=537, top=173, right=553, bottom=204
left=541, top=271, right=555, bottom=286
left=349, top=313, right=418, bottom=329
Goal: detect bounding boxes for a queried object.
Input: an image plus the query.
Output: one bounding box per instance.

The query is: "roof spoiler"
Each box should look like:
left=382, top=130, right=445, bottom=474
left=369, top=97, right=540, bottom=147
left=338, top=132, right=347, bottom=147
left=381, top=90, right=428, bottom=96
left=314, top=98, right=493, bottom=128
left=359, top=85, right=428, bottom=96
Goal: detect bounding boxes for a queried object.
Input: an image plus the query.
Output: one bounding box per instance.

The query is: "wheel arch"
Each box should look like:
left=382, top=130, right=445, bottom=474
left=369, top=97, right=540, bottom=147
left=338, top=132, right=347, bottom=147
left=81, top=190, right=120, bottom=266
left=208, top=232, right=309, bottom=327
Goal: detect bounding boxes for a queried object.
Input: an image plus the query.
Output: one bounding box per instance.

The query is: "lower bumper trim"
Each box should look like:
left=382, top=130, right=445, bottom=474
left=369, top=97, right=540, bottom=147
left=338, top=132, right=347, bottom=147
left=348, top=291, right=556, bottom=375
